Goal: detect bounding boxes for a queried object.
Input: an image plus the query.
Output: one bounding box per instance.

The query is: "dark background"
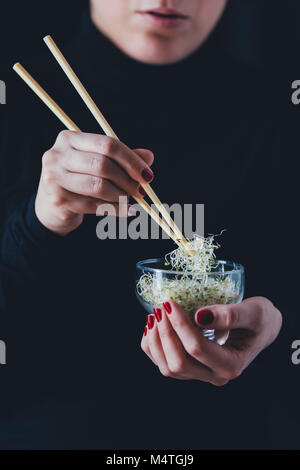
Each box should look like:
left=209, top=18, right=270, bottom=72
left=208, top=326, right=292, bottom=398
left=1, top=0, right=300, bottom=121
left=0, top=0, right=300, bottom=451
left=1, top=0, right=300, bottom=73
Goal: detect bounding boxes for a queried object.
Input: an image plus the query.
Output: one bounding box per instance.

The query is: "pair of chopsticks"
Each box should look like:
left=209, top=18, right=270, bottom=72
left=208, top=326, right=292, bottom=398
left=13, top=35, right=193, bottom=254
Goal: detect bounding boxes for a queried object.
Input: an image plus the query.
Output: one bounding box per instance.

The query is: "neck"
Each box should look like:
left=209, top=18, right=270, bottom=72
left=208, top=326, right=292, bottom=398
left=89, top=6, right=221, bottom=66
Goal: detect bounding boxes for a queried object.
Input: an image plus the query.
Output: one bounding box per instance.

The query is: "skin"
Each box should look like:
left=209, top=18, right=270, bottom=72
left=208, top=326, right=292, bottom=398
left=141, top=298, right=282, bottom=385
left=91, top=0, right=228, bottom=64
left=36, top=0, right=228, bottom=234
left=34, top=0, right=282, bottom=383
left=36, top=131, right=154, bottom=235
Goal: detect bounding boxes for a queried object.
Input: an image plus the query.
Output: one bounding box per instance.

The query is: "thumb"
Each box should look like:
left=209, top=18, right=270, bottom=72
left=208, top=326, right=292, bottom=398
left=194, top=302, right=258, bottom=331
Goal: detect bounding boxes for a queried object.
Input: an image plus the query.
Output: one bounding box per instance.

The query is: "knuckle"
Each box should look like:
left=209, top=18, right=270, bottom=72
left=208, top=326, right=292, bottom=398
left=139, top=149, right=154, bottom=166
left=42, top=169, right=56, bottom=186
left=134, top=149, right=154, bottom=166
left=227, top=307, right=239, bottom=329
left=159, top=329, right=170, bottom=343
left=58, top=211, right=70, bottom=223
left=99, top=136, right=116, bottom=155
left=255, top=295, right=270, bottom=306
left=90, top=156, right=104, bottom=176
left=255, top=297, right=271, bottom=324
left=168, top=358, right=186, bottom=375
left=132, top=182, right=141, bottom=195
left=89, top=176, right=102, bottom=196
left=255, top=310, right=265, bottom=329
left=50, top=192, right=64, bottom=208
left=222, top=365, right=243, bottom=381
left=160, top=367, right=172, bottom=378
left=42, top=149, right=57, bottom=167
left=58, top=129, right=71, bottom=143
left=99, top=157, right=110, bottom=176
left=211, top=378, right=229, bottom=387
left=172, top=317, right=186, bottom=332
left=147, top=151, right=154, bottom=166
left=186, top=340, right=202, bottom=358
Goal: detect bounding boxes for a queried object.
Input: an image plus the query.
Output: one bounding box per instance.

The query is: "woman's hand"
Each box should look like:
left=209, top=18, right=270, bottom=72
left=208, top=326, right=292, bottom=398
left=35, top=131, right=154, bottom=235
left=141, top=297, right=282, bottom=386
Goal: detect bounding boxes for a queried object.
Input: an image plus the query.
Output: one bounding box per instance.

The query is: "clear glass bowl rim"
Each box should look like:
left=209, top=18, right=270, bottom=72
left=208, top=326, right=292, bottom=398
left=136, top=258, right=244, bottom=276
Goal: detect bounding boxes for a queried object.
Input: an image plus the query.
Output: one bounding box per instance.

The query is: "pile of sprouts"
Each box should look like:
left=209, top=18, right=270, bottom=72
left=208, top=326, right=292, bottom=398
left=137, top=234, right=240, bottom=315
left=165, top=234, right=219, bottom=277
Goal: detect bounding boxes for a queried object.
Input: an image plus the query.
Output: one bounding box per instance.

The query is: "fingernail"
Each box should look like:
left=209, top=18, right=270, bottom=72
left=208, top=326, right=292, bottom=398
left=144, top=325, right=148, bottom=336
left=147, top=314, right=155, bottom=330
left=128, top=205, right=136, bottom=216
left=141, top=168, right=153, bottom=183
left=139, top=185, right=147, bottom=197
left=195, top=309, right=214, bottom=326
left=163, top=302, right=172, bottom=314
left=154, top=308, right=162, bottom=322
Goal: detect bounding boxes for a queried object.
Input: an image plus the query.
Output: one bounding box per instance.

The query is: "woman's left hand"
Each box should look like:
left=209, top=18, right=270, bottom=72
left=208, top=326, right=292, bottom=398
left=141, top=297, right=282, bottom=386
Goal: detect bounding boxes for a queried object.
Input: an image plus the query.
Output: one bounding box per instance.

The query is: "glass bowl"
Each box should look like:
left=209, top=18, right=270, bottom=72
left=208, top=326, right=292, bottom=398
left=135, top=259, right=245, bottom=341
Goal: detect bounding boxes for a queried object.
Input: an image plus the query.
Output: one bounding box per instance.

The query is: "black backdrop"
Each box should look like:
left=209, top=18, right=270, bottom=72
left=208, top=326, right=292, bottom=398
left=2, top=0, right=300, bottom=133
left=1, top=0, right=300, bottom=452
left=1, top=0, right=300, bottom=74
left=1, top=0, right=300, bottom=119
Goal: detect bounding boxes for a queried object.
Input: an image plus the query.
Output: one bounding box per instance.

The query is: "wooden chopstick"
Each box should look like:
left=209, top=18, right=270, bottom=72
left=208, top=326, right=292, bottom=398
left=43, top=35, right=193, bottom=255
left=12, top=62, right=179, bottom=245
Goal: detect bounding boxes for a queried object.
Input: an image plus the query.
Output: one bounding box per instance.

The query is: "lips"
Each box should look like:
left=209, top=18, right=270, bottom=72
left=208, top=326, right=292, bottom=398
left=145, top=8, right=187, bottom=19
left=137, top=7, right=188, bottom=28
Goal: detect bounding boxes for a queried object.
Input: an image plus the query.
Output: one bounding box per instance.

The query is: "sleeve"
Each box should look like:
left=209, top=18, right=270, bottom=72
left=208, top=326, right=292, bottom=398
left=0, top=191, right=71, bottom=277
left=0, top=73, right=75, bottom=322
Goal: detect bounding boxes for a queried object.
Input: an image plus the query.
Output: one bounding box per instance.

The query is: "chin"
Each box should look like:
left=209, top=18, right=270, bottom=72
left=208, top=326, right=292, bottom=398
left=129, top=35, right=194, bottom=65
left=135, top=52, right=186, bottom=65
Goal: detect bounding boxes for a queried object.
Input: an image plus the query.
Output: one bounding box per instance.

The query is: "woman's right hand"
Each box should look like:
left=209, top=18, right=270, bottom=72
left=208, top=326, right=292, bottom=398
left=35, top=130, right=154, bottom=235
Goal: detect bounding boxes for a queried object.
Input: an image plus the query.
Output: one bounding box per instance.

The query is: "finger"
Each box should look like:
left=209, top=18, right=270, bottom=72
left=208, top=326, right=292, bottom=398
left=155, top=308, right=222, bottom=383
left=162, top=301, right=241, bottom=379
left=133, top=149, right=154, bottom=167
left=43, top=185, right=99, bottom=215
left=194, top=300, right=263, bottom=332
left=63, top=150, right=144, bottom=199
left=58, top=172, right=127, bottom=201
left=214, top=330, right=230, bottom=346
left=62, top=132, right=154, bottom=184
left=63, top=193, right=99, bottom=214
left=146, top=314, right=174, bottom=377
left=53, top=190, right=134, bottom=217
left=141, top=325, right=157, bottom=366
left=96, top=201, right=136, bottom=217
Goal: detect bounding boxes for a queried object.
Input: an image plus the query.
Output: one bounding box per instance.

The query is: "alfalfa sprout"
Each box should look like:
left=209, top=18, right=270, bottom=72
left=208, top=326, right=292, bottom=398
left=137, top=234, right=239, bottom=314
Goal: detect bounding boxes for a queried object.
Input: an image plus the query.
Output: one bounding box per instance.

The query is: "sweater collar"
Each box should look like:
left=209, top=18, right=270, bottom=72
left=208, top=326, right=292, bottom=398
left=73, top=8, right=224, bottom=84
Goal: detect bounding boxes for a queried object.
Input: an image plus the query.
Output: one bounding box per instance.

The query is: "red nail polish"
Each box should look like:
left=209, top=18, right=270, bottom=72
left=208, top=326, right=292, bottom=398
left=163, top=302, right=172, bottom=314
left=154, top=308, right=162, bottom=322
left=144, top=325, right=148, bottom=336
left=196, top=309, right=214, bottom=326
left=141, top=169, right=153, bottom=183
left=139, top=185, right=147, bottom=197
left=147, top=314, right=155, bottom=330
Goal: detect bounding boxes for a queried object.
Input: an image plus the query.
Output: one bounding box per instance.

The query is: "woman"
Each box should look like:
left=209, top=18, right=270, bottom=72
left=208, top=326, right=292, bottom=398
left=0, top=0, right=291, bottom=450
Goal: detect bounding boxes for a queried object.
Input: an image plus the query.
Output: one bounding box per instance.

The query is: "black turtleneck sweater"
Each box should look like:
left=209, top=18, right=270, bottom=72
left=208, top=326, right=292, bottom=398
left=0, top=11, right=298, bottom=450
